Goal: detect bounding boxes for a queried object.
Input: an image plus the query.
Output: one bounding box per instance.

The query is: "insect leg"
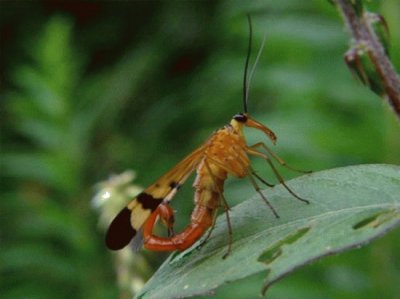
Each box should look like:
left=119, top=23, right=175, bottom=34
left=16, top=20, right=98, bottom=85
left=204, top=160, right=233, bottom=259
left=197, top=205, right=220, bottom=248
left=249, top=165, right=275, bottom=187
left=247, top=170, right=279, bottom=218
left=249, top=142, right=311, bottom=174
left=246, top=148, right=310, bottom=204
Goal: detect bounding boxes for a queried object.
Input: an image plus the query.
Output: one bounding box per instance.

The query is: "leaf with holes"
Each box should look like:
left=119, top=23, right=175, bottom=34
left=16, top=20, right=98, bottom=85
left=135, top=164, right=400, bottom=299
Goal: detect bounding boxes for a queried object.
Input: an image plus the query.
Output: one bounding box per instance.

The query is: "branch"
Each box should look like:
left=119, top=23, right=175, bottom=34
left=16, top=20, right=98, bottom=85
left=333, top=0, right=400, bottom=119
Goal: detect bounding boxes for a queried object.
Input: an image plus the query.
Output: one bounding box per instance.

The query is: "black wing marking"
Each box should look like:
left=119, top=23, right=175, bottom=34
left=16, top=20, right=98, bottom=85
left=105, top=146, right=205, bottom=250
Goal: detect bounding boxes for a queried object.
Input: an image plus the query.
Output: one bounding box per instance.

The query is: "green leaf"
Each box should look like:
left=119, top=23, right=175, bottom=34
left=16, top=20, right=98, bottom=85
left=135, top=164, right=400, bottom=299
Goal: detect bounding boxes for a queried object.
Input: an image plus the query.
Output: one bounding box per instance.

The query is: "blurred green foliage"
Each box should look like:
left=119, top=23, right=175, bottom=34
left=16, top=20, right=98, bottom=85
left=1, top=1, right=399, bottom=299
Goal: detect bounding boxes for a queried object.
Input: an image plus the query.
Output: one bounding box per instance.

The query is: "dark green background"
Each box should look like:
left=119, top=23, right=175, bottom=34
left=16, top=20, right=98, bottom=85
left=1, top=1, right=399, bottom=299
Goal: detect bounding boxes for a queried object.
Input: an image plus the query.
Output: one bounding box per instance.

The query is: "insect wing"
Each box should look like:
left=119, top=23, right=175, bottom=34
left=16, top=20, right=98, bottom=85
left=130, top=228, right=144, bottom=252
left=105, top=146, right=205, bottom=250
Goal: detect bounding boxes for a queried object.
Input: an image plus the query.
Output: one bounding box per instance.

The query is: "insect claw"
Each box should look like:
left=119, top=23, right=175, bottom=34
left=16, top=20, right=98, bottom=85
left=270, top=205, right=280, bottom=219
left=299, top=197, right=310, bottom=204
left=222, top=251, right=230, bottom=259
left=281, top=181, right=310, bottom=204
left=222, top=238, right=233, bottom=259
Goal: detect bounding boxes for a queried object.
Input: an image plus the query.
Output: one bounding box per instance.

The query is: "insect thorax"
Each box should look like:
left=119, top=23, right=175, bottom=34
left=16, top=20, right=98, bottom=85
left=202, top=125, right=250, bottom=178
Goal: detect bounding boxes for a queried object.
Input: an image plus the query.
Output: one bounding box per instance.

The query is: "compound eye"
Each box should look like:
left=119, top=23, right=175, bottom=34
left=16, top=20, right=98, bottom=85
left=233, top=113, right=248, bottom=123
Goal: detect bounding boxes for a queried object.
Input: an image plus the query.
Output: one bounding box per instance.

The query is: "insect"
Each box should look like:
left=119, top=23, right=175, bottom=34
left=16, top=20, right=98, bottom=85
left=105, top=16, right=309, bottom=257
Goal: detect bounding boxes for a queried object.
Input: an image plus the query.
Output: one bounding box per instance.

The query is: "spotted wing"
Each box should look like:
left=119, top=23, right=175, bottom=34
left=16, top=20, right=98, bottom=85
left=105, top=146, right=205, bottom=250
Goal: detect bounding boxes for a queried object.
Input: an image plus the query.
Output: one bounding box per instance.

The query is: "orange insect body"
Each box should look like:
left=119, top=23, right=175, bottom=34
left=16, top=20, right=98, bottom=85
left=105, top=16, right=309, bottom=256
left=141, top=115, right=276, bottom=251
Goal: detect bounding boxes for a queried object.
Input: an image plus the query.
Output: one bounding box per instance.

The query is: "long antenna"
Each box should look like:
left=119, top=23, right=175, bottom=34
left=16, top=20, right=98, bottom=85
left=242, top=14, right=252, bottom=114
left=246, top=33, right=266, bottom=104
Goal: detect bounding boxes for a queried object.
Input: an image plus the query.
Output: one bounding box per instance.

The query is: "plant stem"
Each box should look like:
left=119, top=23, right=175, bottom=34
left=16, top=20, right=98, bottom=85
left=334, top=0, right=400, bottom=119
